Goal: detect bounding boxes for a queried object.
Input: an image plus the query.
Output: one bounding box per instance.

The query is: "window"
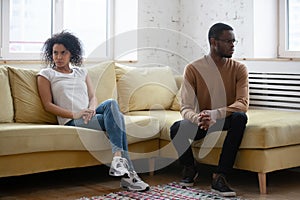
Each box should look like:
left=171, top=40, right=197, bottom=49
left=9, top=0, right=51, bottom=54
left=61, top=0, right=108, bottom=59
left=279, top=0, right=300, bottom=58
left=0, top=0, right=137, bottom=61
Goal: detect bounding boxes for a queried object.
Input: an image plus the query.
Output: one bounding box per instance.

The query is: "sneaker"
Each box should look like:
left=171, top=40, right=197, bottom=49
left=109, top=156, right=130, bottom=177
left=179, top=165, right=198, bottom=187
left=211, top=173, right=236, bottom=197
left=120, top=171, right=150, bottom=192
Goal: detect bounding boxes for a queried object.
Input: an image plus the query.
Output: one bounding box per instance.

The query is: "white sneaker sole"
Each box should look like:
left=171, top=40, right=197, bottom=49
left=121, top=183, right=150, bottom=192
left=109, top=168, right=129, bottom=177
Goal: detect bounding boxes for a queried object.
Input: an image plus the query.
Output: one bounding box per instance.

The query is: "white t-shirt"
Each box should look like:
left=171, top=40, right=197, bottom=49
left=38, top=67, right=89, bottom=125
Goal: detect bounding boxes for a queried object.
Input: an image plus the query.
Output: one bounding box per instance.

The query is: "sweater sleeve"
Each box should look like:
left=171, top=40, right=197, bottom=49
left=180, top=64, right=200, bottom=124
left=226, top=64, right=249, bottom=113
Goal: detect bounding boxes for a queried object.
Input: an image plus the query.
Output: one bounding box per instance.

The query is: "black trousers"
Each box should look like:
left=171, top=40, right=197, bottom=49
left=170, top=112, right=248, bottom=175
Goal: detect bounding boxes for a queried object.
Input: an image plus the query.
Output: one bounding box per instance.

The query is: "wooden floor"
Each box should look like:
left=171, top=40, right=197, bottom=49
left=0, top=158, right=299, bottom=200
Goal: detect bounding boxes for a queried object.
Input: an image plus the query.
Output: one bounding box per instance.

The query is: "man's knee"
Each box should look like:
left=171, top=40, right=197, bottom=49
left=232, top=112, right=248, bottom=125
left=170, top=120, right=181, bottom=139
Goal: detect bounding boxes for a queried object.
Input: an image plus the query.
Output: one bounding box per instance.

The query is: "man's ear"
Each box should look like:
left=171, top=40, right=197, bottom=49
left=210, top=38, right=217, bottom=47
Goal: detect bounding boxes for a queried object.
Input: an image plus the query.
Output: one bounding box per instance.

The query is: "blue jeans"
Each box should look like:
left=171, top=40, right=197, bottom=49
left=65, top=99, right=134, bottom=170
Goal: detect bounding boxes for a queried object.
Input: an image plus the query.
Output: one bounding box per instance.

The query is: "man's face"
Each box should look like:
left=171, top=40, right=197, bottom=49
left=214, top=30, right=236, bottom=58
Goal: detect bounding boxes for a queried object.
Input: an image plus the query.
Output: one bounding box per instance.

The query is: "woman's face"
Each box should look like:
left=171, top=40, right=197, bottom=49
left=52, top=44, right=71, bottom=68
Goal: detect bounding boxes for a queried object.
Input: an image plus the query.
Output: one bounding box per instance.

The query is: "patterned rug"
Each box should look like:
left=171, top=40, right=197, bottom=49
left=77, top=182, right=244, bottom=200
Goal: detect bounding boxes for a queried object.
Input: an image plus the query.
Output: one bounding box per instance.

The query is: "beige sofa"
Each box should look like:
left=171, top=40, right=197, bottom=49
left=0, top=61, right=300, bottom=194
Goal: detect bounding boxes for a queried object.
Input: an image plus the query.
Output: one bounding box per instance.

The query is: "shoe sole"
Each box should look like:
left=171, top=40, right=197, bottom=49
left=179, top=182, right=194, bottom=187
left=211, top=188, right=236, bottom=197
left=109, top=169, right=129, bottom=177
left=121, top=185, right=150, bottom=192
left=179, top=172, right=199, bottom=187
left=109, top=171, right=126, bottom=177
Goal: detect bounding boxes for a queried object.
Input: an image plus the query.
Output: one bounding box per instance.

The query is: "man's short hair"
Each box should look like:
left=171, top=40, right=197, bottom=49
left=208, top=23, right=233, bottom=42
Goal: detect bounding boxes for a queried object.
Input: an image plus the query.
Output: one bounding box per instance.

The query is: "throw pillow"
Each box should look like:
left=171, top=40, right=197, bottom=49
left=170, top=88, right=181, bottom=111
left=0, top=66, right=14, bottom=122
left=86, top=61, right=117, bottom=104
left=8, top=67, right=58, bottom=124
left=115, top=64, right=178, bottom=113
left=170, top=76, right=183, bottom=111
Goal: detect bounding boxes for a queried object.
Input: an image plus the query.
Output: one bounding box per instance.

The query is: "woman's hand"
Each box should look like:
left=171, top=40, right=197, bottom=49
left=73, top=109, right=95, bottom=124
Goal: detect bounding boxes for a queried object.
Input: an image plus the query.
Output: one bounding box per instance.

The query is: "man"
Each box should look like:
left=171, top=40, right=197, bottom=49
left=170, top=22, right=249, bottom=197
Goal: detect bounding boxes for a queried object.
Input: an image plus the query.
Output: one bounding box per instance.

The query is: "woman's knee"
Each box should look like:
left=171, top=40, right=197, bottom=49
left=103, top=99, right=119, bottom=109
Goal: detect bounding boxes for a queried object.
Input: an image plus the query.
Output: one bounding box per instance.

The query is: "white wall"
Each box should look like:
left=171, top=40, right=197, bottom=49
left=253, top=0, right=278, bottom=58
left=242, top=59, right=300, bottom=74
left=137, top=0, right=182, bottom=73
left=136, top=0, right=300, bottom=74
left=178, top=0, right=254, bottom=58
left=137, top=0, right=254, bottom=73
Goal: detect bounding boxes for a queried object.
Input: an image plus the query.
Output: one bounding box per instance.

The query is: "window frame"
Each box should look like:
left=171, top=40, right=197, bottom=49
left=278, top=0, right=300, bottom=58
left=0, top=0, right=118, bottom=61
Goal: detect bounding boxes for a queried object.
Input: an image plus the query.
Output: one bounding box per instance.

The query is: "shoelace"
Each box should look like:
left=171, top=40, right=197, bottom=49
left=217, top=175, right=231, bottom=190
left=130, top=171, right=142, bottom=182
left=115, top=157, right=129, bottom=169
left=121, top=158, right=129, bottom=170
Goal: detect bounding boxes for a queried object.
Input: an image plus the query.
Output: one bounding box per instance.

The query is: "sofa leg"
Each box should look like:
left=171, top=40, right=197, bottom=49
left=258, top=172, right=267, bottom=194
left=148, top=157, right=155, bottom=176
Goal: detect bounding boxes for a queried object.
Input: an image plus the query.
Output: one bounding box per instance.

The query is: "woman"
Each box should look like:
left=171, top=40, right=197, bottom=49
left=37, top=31, right=149, bottom=192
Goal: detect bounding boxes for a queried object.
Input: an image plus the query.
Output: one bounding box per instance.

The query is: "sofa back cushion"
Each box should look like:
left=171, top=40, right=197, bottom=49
left=170, top=76, right=183, bottom=111
left=0, top=66, right=14, bottom=122
left=6, top=62, right=116, bottom=124
left=8, top=67, right=58, bottom=124
left=115, top=64, right=178, bottom=113
left=86, top=61, right=117, bottom=104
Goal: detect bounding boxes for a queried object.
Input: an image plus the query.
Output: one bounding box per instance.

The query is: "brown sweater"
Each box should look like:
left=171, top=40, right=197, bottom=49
left=180, top=55, right=249, bottom=124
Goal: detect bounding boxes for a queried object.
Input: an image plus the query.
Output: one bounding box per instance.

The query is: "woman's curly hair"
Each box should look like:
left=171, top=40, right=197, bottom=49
left=42, top=31, right=83, bottom=67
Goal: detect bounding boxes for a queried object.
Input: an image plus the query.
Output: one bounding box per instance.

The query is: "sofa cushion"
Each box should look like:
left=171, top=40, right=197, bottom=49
left=0, top=123, right=110, bottom=156
left=0, top=115, right=160, bottom=156
left=169, top=76, right=182, bottom=111
left=115, top=64, right=178, bottom=113
left=170, top=88, right=181, bottom=111
left=192, top=109, right=300, bottom=150
left=127, top=110, right=182, bottom=141
left=86, top=61, right=117, bottom=104
left=0, top=66, right=14, bottom=122
left=7, top=67, right=58, bottom=124
left=124, top=115, right=161, bottom=143
left=7, top=62, right=116, bottom=124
